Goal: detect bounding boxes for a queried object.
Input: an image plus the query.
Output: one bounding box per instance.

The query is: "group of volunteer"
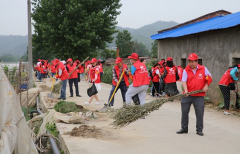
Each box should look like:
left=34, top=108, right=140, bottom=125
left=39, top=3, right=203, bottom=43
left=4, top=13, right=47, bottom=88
left=35, top=52, right=239, bottom=136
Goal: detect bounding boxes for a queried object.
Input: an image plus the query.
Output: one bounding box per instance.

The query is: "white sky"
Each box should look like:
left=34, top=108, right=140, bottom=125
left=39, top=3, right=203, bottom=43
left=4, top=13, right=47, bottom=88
left=0, top=0, right=240, bottom=35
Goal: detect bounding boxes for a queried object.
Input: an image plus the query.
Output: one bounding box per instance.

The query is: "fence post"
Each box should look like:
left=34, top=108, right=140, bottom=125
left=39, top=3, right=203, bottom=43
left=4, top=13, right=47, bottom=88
left=18, top=59, right=22, bottom=105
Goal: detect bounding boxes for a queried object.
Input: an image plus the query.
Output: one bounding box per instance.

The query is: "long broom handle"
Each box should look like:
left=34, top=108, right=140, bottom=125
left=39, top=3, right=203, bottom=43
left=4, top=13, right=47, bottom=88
left=108, top=69, right=125, bottom=104
left=69, top=57, right=89, bottom=76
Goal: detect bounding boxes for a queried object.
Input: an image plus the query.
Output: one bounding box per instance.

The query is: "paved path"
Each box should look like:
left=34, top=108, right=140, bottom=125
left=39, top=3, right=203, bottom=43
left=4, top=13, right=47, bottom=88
left=41, top=80, right=240, bottom=154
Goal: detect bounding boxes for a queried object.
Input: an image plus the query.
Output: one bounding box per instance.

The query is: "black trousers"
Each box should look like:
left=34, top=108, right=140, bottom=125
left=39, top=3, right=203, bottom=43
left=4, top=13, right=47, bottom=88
left=77, top=73, right=80, bottom=82
left=152, top=82, right=160, bottom=96
left=181, top=96, right=204, bottom=131
left=68, top=78, right=79, bottom=96
left=219, top=85, right=230, bottom=110
left=108, top=81, right=127, bottom=106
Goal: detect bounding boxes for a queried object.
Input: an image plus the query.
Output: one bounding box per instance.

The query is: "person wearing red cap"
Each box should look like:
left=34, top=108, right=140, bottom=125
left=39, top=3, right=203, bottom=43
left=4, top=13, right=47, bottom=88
left=74, top=60, right=81, bottom=82
left=162, top=57, right=179, bottom=98
left=151, top=62, right=161, bottom=97
left=126, top=53, right=150, bottom=112
left=40, top=60, right=48, bottom=83
left=55, top=59, right=69, bottom=100
left=219, top=64, right=240, bottom=115
left=107, top=57, right=129, bottom=107
left=177, top=53, right=212, bottom=136
left=66, top=58, right=81, bottom=97
left=85, top=58, right=101, bottom=105
left=176, top=66, right=184, bottom=94
left=97, top=60, right=104, bottom=80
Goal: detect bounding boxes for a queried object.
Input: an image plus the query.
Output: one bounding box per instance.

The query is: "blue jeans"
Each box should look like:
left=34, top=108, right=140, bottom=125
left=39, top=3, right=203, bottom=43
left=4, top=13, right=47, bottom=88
left=37, top=71, right=42, bottom=81
left=108, top=81, right=127, bottom=106
left=60, top=79, right=67, bottom=99
left=80, top=73, right=84, bottom=78
left=51, top=72, right=58, bottom=81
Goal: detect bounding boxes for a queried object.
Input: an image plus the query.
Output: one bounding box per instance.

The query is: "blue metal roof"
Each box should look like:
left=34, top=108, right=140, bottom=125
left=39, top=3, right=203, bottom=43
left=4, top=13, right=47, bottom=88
left=151, top=11, right=240, bottom=40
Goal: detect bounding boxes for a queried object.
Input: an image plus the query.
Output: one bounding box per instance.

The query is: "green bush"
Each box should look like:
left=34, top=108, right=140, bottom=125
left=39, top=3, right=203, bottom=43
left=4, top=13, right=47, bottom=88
left=101, top=65, right=114, bottom=84
left=54, top=100, right=80, bottom=113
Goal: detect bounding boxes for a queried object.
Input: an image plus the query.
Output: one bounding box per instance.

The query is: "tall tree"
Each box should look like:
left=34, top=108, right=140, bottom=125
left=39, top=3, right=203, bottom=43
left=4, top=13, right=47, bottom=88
left=151, top=40, right=158, bottom=58
left=32, top=0, right=122, bottom=60
left=115, top=30, right=134, bottom=57
left=135, top=42, right=149, bottom=57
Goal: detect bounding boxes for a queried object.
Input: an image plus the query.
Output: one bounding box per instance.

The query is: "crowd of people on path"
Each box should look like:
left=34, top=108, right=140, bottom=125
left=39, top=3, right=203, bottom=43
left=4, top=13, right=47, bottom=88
left=35, top=52, right=240, bottom=136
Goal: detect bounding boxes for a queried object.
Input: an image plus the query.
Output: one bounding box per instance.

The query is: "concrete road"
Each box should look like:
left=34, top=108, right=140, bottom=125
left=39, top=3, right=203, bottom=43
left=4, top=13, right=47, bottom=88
left=47, top=80, right=240, bottom=154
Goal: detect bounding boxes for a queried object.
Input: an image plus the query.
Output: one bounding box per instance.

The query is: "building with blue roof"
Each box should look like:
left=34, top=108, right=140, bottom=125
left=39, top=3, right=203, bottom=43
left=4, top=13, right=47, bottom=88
left=151, top=10, right=240, bottom=103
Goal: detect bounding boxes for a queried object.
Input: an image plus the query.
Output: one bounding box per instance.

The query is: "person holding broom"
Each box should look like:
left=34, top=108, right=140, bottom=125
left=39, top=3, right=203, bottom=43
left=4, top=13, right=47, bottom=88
left=55, top=59, right=69, bottom=100
left=176, top=53, right=212, bottom=136
left=108, top=57, right=129, bottom=107
left=125, top=53, right=150, bottom=111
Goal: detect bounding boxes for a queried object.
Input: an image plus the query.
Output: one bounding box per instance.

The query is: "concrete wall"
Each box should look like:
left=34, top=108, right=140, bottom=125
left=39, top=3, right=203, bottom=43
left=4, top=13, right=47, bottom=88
left=157, top=25, right=240, bottom=104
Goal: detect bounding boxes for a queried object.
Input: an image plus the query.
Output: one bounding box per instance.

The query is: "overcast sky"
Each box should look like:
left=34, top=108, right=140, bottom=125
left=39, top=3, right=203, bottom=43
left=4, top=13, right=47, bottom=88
left=0, top=0, right=239, bottom=36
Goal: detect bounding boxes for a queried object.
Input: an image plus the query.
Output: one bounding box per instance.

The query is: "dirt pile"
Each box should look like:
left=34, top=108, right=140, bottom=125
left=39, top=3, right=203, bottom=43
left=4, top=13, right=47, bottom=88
left=39, top=85, right=51, bottom=91
left=64, top=125, right=103, bottom=138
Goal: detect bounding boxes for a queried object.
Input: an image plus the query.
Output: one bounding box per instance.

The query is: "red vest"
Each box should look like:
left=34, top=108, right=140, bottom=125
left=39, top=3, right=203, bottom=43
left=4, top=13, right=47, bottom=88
left=56, top=62, right=69, bottom=80
left=112, top=64, right=129, bottom=87
left=164, top=66, right=177, bottom=83
left=67, top=63, right=78, bottom=79
left=177, top=66, right=183, bottom=81
left=219, top=68, right=237, bottom=86
left=185, top=64, right=206, bottom=96
left=133, top=61, right=150, bottom=87
left=79, top=65, right=84, bottom=73
left=99, top=63, right=103, bottom=73
left=40, top=64, right=47, bottom=74
left=90, top=66, right=101, bottom=83
left=152, top=67, right=160, bottom=82
left=51, top=65, right=56, bottom=73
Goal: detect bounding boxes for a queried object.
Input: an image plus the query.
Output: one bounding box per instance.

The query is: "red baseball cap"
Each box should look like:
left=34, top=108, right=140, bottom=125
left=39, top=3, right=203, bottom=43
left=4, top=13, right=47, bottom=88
left=98, top=60, right=101, bottom=62
left=238, top=64, right=240, bottom=68
left=128, top=53, right=139, bottom=60
left=38, top=59, right=41, bottom=62
left=115, top=57, right=123, bottom=64
left=67, top=58, right=73, bottom=62
left=188, top=53, right=198, bottom=61
left=90, top=58, right=98, bottom=63
left=54, top=59, right=60, bottom=64
left=167, top=57, right=173, bottom=61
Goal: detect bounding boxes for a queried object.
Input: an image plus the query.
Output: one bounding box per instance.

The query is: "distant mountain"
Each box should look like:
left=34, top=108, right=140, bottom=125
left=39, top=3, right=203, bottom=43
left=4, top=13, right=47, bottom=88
left=108, top=21, right=179, bottom=49
left=0, top=35, right=28, bottom=56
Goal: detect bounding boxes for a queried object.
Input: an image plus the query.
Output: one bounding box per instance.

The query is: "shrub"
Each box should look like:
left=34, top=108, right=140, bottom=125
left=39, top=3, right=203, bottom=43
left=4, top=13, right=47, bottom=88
left=54, top=100, right=80, bottom=113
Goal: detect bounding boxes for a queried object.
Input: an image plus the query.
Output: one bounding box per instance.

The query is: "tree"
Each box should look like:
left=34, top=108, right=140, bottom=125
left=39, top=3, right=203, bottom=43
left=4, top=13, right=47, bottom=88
left=21, top=52, right=28, bottom=62
left=100, top=49, right=116, bottom=59
left=32, top=0, right=122, bottom=60
left=0, top=54, right=18, bottom=62
left=115, top=30, right=134, bottom=57
left=32, top=48, right=54, bottom=63
left=151, top=40, right=158, bottom=58
left=133, top=41, right=149, bottom=57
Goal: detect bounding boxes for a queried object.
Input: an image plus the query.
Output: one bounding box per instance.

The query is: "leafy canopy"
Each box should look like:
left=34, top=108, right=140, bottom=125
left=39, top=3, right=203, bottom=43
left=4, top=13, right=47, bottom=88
left=32, top=0, right=122, bottom=60
left=115, top=30, right=134, bottom=57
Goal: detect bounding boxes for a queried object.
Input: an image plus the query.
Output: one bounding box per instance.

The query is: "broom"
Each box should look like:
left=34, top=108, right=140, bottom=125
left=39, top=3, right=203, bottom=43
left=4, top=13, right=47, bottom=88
left=110, top=90, right=203, bottom=128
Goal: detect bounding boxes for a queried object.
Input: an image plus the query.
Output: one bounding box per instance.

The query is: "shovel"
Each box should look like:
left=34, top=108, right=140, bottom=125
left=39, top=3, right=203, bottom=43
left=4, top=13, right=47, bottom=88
left=98, top=70, right=125, bottom=112
left=47, top=74, right=56, bottom=98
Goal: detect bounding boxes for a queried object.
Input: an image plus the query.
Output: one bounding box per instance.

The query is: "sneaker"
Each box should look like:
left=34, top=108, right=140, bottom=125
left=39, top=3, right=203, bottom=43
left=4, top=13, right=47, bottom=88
left=95, top=102, right=100, bottom=105
left=76, top=95, right=82, bottom=97
left=85, top=102, right=90, bottom=105
left=142, top=116, right=145, bottom=119
left=224, top=111, right=232, bottom=115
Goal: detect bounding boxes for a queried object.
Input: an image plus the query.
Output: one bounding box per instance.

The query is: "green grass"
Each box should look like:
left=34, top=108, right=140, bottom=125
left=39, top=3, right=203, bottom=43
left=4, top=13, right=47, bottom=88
left=54, top=100, right=80, bottom=113
left=22, top=106, right=37, bottom=121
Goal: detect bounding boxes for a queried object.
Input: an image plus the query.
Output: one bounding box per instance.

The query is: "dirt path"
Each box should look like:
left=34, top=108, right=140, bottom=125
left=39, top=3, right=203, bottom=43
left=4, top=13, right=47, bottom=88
left=39, top=80, right=240, bottom=154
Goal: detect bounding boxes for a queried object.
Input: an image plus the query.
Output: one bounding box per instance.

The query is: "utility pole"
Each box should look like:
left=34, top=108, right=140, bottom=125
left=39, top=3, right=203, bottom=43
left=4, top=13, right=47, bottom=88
left=27, top=0, right=33, bottom=88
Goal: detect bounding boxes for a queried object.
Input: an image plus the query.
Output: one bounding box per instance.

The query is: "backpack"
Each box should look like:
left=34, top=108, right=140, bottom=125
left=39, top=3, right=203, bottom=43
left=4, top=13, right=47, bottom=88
left=149, top=68, right=157, bottom=79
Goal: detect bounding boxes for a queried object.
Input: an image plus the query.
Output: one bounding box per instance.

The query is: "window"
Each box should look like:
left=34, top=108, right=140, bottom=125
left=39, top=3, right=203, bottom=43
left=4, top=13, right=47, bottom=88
left=232, top=58, right=240, bottom=66
left=198, top=59, right=202, bottom=65
left=181, top=58, right=186, bottom=68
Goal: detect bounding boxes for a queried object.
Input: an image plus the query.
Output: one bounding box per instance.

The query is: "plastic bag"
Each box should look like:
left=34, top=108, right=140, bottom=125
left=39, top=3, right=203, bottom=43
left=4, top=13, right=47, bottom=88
left=87, top=82, right=98, bottom=97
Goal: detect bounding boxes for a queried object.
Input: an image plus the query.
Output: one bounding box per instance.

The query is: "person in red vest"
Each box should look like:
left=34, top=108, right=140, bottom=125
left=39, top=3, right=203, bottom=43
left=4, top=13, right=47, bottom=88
left=66, top=58, right=81, bottom=97
left=126, top=53, right=150, bottom=112
left=152, top=62, right=161, bottom=97
left=107, top=57, right=129, bottom=107
left=159, top=60, right=166, bottom=96
left=79, top=62, right=85, bottom=79
left=176, top=53, right=212, bottom=136
left=98, top=60, right=104, bottom=80
left=219, top=64, right=240, bottom=115
left=176, top=65, right=184, bottom=94
left=162, top=57, right=179, bottom=98
left=40, top=60, right=48, bottom=83
left=74, top=60, right=81, bottom=82
left=55, top=59, right=69, bottom=100
left=85, top=58, right=101, bottom=105
left=37, top=59, right=42, bottom=81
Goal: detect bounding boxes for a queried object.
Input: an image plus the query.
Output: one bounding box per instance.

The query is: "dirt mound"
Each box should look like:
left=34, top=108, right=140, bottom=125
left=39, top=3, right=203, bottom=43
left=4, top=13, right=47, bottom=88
left=39, top=85, right=51, bottom=91
left=64, top=125, right=103, bottom=138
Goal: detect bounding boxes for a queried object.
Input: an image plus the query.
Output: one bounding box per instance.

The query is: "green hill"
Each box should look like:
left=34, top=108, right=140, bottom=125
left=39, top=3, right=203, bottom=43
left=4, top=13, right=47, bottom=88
left=108, top=21, right=178, bottom=49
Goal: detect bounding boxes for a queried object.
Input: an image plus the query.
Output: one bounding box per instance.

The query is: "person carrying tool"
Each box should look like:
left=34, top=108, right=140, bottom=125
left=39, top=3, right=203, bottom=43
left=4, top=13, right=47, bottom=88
left=85, top=58, right=101, bottom=105
left=66, top=58, right=81, bottom=97
left=55, top=59, right=69, bottom=100
left=98, top=60, right=104, bottom=80
left=107, top=57, right=129, bottom=107
left=176, top=53, right=212, bottom=136
left=218, top=64, right=240, bottom=115
left=125, top=53, right=150, bottom=110
left=74, top=60, right=81, bottom=82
